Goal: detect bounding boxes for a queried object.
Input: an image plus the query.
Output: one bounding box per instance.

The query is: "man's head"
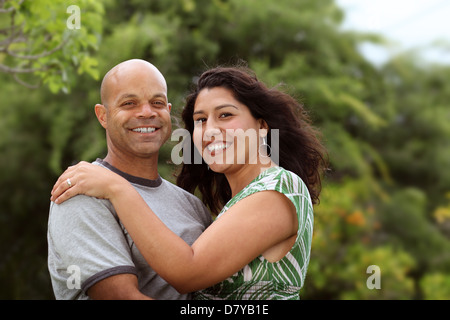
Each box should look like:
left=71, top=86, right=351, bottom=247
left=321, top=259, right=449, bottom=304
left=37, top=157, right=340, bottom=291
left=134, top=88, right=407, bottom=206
left=95, top=59, right=172, bottom=164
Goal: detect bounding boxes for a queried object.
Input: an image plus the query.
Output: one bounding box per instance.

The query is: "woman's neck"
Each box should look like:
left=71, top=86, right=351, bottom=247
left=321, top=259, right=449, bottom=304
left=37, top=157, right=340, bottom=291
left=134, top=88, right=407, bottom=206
left=225, top=161, right=277, bottom=197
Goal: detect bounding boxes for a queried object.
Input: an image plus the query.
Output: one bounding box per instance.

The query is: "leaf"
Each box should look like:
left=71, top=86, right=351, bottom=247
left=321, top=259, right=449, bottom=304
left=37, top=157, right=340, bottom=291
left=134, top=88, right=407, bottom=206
left=338, top=92, right=386, bottom=129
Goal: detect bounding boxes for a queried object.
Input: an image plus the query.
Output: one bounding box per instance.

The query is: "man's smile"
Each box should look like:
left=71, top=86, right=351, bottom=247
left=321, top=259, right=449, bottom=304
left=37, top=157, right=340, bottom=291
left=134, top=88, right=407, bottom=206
left=131, top=126, right=158, bottom=134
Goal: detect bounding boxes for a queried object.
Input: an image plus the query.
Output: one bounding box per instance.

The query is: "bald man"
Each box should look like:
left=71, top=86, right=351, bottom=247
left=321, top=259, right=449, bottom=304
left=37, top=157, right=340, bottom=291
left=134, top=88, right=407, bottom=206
left=47, top=60, right=212, bottom=300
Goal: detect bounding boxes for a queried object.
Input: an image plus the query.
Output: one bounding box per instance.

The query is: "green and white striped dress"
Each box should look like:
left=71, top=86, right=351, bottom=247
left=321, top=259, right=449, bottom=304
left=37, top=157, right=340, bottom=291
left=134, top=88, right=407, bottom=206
left=193, top=166, right=314, bottom=300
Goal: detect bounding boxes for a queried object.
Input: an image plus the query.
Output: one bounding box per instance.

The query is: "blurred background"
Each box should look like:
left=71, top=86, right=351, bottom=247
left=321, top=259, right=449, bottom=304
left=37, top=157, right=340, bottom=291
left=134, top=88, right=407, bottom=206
left=1, top=0, right=449, bottom=300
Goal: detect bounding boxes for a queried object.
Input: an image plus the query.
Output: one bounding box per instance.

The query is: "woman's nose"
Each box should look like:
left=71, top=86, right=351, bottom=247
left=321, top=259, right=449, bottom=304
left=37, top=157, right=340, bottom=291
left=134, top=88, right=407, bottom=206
left=204, top=121, right=221, bottom=139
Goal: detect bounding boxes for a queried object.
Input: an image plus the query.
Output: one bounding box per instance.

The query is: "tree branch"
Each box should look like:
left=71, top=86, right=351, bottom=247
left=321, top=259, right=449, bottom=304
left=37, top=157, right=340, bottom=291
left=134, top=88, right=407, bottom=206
left=5, top=37, right=69, bottom=60
left=0, top=0, right=24, bottom=13
left=13, top=73, right=41, bottom=89
left=0, top=63, right=49, bottom=74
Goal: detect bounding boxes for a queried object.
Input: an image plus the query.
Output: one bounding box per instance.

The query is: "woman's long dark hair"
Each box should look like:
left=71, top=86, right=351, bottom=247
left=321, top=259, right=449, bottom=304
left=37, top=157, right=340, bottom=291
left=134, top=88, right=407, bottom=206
left=176, top=66, right=328, bottom=215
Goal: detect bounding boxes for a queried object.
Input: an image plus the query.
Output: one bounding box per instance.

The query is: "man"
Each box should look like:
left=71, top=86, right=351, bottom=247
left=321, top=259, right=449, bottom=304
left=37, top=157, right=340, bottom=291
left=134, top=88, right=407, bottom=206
left=47, top=59, right=212, bottom=300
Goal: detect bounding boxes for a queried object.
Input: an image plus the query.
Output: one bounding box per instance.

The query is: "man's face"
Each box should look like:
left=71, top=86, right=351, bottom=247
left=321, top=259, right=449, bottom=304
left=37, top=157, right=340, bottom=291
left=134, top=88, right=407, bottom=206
left=97, top=64, right=172, bottom=160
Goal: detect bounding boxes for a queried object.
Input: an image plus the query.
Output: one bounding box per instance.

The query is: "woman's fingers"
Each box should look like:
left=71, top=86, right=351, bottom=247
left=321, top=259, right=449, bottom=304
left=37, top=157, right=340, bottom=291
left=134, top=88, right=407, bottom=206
left=53, top=181, right=79, bottom=204
left=50, top=162, right=85, bottom=201
left=51, top=165, right=74, bottom=192
left=51, top=173, right=67, bottom=196
left=50, top=161, right=119, bottom=204
left=51, top=174, right=73, bottom=202
left=51, top=167, right=71, bottom=195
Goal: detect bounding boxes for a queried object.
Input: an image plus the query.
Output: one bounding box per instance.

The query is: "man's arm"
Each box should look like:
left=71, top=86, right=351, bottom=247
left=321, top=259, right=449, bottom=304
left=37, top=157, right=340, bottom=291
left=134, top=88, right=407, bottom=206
left=87, top=274, right=153, bottom=300
left=48, top=196, right=144, bottom=299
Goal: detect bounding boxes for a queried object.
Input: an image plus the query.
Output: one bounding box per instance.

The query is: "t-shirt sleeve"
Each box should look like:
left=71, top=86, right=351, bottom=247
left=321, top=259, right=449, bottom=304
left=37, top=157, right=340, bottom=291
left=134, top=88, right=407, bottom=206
left=274, top=170, right=313, bottom=236
left=47, top=195, right=137, bottom=299
left=239, top=168, right=313, bottom=235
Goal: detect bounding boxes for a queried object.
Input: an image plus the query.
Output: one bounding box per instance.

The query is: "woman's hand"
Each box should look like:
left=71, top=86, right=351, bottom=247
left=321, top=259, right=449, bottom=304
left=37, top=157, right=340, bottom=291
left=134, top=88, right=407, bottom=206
left=50, top=161, right=127, bottom=204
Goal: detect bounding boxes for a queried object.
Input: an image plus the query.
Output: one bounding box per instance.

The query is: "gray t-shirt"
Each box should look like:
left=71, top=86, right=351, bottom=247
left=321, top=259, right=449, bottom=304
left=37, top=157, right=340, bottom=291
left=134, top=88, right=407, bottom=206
left=47, top=159, right=212, bottom=300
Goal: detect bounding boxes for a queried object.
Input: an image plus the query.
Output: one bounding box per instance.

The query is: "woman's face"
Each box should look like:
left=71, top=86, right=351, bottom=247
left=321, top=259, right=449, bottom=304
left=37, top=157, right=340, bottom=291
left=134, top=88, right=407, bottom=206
left=192, top=87, right=267, bottom=173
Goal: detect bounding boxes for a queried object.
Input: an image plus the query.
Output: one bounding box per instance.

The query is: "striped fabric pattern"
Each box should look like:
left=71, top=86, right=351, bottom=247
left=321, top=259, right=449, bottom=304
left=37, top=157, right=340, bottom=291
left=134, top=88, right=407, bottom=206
left=194, top=166, right=314, bottom=300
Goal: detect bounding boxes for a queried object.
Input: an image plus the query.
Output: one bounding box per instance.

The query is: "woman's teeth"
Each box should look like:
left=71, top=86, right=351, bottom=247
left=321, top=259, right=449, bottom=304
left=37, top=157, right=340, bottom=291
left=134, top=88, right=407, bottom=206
left=207, top=143, right=229, bottom=152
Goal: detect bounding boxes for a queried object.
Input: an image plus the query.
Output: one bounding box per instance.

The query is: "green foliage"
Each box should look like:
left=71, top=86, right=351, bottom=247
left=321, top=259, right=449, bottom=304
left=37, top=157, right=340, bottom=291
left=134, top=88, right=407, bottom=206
left=378, top=188, right=450, bottom=272
left=421, top=273, right=450, bottom=300
left=339, top=245, right=415, bottom=300
left=1, top=0, right=450, bottom=299
left=0, top=0, right=104, bottom=93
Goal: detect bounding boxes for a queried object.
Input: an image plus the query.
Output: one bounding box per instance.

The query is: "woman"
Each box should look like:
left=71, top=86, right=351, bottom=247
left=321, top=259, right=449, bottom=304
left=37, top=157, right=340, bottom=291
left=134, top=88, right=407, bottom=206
left=51, top=66, right=327, bottom=300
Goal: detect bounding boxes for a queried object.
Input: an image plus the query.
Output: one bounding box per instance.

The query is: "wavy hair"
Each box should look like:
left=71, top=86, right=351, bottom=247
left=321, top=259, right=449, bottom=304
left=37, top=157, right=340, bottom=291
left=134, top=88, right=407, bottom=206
left=176, top=66, right=328, bottom=215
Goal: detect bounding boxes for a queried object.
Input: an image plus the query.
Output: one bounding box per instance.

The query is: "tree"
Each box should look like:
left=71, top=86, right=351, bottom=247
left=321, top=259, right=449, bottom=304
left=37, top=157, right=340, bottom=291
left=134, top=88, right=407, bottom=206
left=0, top=0, right=104, bottom=92
left=1, top=0, right=450, bottom=299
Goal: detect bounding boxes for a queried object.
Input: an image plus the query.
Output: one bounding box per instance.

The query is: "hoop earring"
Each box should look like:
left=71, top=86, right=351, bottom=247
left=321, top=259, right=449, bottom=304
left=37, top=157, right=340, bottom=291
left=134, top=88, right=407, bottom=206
left=258, top=136, right=271, bottom=158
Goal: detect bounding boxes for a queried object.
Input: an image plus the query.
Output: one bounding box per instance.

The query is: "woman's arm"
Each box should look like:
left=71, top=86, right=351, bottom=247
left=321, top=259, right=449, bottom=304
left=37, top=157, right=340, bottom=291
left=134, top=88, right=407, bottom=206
left=52, top=162, right=298, bottom=293
left=110, top=184, right=298, bottom=293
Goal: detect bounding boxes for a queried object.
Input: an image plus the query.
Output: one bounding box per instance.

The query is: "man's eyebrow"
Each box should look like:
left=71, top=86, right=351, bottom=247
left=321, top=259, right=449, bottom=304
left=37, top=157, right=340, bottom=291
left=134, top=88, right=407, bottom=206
left=193, top=104, right=238, bottom=115
left=117, top=93, right=138, bottom=102
left=152, top=93, right=168, bottom=100
left=116, top=93, right=167, bottom=103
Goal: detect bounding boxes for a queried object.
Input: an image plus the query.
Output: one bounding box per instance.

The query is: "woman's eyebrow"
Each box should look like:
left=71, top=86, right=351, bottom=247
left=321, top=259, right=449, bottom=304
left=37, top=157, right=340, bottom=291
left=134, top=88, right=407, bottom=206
left=193, top=104, right=238, bottom=115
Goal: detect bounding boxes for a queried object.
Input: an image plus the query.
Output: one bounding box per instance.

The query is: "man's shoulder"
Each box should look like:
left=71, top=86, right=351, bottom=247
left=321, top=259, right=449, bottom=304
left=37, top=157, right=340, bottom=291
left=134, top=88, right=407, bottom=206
left=160, top=178, right=198, bottom=200
left=49, top=194, right=112, bottom=215
left=159, top=178, right=212, bottom=222
left=48, top=195, right=117, bottom=236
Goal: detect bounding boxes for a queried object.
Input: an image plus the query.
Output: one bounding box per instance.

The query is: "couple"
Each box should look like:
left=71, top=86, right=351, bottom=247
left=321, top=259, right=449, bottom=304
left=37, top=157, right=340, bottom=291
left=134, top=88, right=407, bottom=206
left=48, top=59, right=327, bottom=300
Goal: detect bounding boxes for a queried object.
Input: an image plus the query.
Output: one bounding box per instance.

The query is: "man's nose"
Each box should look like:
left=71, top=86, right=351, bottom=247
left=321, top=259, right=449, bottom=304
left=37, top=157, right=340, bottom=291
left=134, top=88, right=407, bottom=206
left=137, top=102, right=157, bottom=118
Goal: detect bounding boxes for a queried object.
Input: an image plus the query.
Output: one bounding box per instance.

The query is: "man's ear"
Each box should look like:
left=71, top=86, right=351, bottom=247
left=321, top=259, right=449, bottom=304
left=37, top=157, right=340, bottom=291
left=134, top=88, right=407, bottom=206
left=95, top=104, right=107, bottom=129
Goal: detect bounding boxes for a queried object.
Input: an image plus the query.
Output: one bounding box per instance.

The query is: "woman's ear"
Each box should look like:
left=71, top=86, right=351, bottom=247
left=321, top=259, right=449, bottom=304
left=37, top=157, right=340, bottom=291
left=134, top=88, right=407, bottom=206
left=95, top=104, right=107, bottom=129
left=259, top=119, right=269, bottom=138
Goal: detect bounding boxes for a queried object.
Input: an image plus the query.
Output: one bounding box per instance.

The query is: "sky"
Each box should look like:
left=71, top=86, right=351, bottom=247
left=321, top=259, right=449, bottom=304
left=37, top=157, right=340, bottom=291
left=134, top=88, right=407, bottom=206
left=336, top=0, right=450, bottom=65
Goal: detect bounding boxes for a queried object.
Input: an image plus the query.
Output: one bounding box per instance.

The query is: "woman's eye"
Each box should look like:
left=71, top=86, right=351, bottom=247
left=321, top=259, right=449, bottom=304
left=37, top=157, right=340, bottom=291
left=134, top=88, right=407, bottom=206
left=194, top=118, right=206, bottom=125
left=220, top=112, right=232, bottom=118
